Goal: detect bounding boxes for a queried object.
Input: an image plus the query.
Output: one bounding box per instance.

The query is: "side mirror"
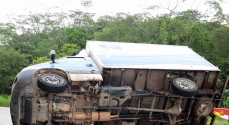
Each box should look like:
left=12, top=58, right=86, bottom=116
left=50, top=50, right=56, bottom=63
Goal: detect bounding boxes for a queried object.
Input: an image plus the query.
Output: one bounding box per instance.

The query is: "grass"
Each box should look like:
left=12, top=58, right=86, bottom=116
left=0, top=94, right=11, bottom=107
left=208, top=116, right=229, bottom=125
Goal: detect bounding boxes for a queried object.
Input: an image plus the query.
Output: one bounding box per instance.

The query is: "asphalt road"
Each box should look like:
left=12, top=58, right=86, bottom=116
left=0, top=107, right=13, bottom=125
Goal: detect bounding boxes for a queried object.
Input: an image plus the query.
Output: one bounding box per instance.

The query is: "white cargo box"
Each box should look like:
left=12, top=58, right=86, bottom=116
left=86, top=41, right=220, bottom=71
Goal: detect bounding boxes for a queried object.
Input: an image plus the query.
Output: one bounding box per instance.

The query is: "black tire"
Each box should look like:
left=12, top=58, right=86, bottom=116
left=171, top=78, right=198, bottom=97
left=192, top=98, right=213, bottom=118
left=37, top=74, right=68, bottom=93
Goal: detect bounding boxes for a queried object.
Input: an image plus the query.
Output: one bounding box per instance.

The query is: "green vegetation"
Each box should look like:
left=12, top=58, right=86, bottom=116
left=214, top=118, right=228, bottom=125
left=0, top=47, right=28, bottom=94
left=208, top=117, right=229, bottom=125
left=0, top=95, right=10, bottom=107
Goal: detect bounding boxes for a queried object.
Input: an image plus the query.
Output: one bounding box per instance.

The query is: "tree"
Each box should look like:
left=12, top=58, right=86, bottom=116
left=0, top=46, right=28, bottom=94
left=32, top=43, right=80, bottom=64
left=62, top=28, right=92, bottom=49
left=94, top=13, right=149, bottom=43
left=188, top=23, right=215, bottom=59
left=210, top=25, right=229, bottom=58
left=59, top=44, right=80, bottom=57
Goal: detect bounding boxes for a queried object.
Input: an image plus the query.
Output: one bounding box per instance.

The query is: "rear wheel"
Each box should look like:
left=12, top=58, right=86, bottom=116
left=192, top=98, right=213, bottom=118
left=37, top=74, right=68, bottom=93
left=171, top=78, right=198, bottom=97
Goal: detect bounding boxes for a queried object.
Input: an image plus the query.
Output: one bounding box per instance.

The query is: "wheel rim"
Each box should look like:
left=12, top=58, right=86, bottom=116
left=197, top=102, right=212, bottom=116
left=44, top=75, right=61, bottom=85
left=176, top=79, right=194, bottom=89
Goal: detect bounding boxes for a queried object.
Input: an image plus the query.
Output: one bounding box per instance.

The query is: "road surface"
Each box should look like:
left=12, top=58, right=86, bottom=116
left=0, top=107, right=13, bottom=125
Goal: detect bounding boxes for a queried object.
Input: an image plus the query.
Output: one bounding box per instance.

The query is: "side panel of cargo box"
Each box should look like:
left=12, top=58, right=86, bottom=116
left=86, top=41, right=222, bottom=125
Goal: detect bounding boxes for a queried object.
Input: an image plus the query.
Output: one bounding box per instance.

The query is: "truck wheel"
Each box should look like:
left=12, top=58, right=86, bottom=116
left=192, top=98, right=213, bottom=118
left=37, top=74, right=68, bottom=93
left=171, top=78, right=198, bottom=97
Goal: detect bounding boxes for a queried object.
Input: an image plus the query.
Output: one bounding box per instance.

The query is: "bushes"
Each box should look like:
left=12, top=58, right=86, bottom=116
left=0, top=46, right=28, bottom=94
left=0, top=94, right=10, bottom=107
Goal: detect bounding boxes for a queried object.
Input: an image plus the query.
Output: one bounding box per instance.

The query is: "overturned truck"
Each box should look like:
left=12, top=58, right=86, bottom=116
left=10, top=41, right=228, bottom=125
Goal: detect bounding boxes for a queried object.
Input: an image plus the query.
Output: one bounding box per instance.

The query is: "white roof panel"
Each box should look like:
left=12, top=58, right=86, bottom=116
left=86, top=41, right=220, bottom=71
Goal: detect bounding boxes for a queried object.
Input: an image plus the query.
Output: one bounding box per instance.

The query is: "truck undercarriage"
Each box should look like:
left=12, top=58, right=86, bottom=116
left=11, top=68, right=226, bottom=125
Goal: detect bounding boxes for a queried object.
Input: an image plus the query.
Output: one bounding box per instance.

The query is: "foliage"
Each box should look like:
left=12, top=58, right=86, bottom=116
left=207, top=116, right=229, bottom=125
left=222, top=89, right=229, bottom=108
left=0, top=94, right=11, bottom=107
left=33, top=40, right=58, bottom=57
left=32, top=56, right=50, bottom=65
left=59, top=44, right=80, bottom=57
left=0, top=46, right=28, bottom=94
left=62, top=28, right=92, bottom=49
left=210, top=26, right=229, bottom=58
left=32, top=43, right=80, bottom=64
left=189, top=23, right=215, bottom=59
left=219, top=59, right=229, bottom=82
